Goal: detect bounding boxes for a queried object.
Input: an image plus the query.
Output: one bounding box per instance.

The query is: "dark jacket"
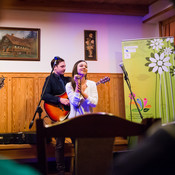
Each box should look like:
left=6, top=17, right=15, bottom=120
left=42, top=73, right=71, bottom=105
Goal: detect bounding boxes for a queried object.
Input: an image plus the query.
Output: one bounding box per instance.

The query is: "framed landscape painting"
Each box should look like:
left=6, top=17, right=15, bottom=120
left=0, top=27, right=40, bottom=61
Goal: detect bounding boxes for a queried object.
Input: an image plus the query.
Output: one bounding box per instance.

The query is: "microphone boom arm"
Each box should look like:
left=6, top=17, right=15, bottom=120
left=29, top=58, right=58, bottom=129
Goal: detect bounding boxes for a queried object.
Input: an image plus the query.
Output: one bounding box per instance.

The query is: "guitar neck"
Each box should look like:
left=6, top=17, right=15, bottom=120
left=96, top=81, right=101, bottom=86
left=96, top=77, right=110, bottom=86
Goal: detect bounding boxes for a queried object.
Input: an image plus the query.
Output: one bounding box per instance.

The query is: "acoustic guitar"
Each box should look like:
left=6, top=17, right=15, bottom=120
left=44, top=76, right=110, bottom=122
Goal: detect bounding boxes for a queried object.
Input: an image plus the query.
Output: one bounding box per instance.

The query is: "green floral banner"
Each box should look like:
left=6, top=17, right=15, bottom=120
left=122, top=37, right=175, bottom=124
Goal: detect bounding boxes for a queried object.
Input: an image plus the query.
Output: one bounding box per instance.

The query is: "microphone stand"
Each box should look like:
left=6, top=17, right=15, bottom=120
left=29, top=67, right=54, bottom=129
left=123, top=70, right=143, bottom=120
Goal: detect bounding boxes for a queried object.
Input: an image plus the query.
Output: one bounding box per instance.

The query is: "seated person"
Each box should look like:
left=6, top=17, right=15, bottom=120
left=113, top=123, right=175, bottom=175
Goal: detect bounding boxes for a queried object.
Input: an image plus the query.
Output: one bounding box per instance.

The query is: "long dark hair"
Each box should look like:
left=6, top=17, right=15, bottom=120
left=71, top=60, right=87, bottom=90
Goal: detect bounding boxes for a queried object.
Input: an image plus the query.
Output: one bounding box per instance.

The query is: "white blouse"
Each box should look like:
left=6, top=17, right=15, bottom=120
left=66, top=80, right=98, bottom=119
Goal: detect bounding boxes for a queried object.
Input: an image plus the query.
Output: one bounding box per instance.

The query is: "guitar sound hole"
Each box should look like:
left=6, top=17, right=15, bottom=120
left=58, top=104, right=70, bottom=112
left=64, top=105, right=70, bottom=111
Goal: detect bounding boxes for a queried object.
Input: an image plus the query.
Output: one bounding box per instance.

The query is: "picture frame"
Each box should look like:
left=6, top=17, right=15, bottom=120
left=84, top=30, right=97, bottom=61
left=0, top=27, right=40, bottom=61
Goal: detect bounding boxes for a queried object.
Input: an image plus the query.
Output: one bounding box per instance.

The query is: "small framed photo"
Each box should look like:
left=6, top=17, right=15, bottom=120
left=0, top=27, right=40, bottom=61
left=84, top=30, right=97, bottom=61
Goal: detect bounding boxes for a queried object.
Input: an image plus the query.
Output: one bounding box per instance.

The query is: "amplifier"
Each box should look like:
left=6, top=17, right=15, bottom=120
left=0, top=132, right=37, bottom=144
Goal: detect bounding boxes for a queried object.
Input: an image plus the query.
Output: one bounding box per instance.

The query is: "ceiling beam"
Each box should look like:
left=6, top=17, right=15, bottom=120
left=1, top=0, right=149, bottom=16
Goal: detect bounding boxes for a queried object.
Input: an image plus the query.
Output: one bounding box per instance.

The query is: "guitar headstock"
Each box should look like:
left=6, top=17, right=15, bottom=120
left=99, top=76, right=110, bottom=84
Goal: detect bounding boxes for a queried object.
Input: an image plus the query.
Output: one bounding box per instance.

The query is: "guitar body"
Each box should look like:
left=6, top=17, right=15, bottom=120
left=44, top=92, right=70, bottom=122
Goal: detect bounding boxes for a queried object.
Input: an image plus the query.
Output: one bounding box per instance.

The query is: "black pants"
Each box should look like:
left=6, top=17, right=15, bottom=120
left=55, top=137, right=65, bottom=174
left=55, top=137, right=75, bottom=174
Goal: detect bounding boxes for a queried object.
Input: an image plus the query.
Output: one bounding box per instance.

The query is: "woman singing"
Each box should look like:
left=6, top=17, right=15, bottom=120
left=66, top=60, right=98, bottom=119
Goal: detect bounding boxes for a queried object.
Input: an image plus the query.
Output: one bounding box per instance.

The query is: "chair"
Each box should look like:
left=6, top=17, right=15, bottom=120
left=36, top=112, right=157, bottom=175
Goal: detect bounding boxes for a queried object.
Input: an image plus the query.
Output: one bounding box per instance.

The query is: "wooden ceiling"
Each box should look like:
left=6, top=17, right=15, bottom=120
left=0, top=0, right=159, bottom=16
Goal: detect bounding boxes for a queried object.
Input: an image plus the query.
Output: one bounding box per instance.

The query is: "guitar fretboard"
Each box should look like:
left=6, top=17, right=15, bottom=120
left=96, top=77, right=110, bottom=86
left=96, top=81, right=101, bottom=86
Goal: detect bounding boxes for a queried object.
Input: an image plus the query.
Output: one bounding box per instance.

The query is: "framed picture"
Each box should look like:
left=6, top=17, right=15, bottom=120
left=84, top=30, right=97, bottom=61
left=0, top=27, right=40, bottom=61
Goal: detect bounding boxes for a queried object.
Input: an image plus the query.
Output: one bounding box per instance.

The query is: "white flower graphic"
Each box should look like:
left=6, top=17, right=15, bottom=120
left=149, top=53, right=171, bottom=74
left=150, top=39, right=164, bottom=51
left=166, top=37, right=174, bottom=43
left=173, top=68, right=175, bottom=76
left=170, top=66, right=175, bottom=76
left=163, top=47, right=172, bottom=56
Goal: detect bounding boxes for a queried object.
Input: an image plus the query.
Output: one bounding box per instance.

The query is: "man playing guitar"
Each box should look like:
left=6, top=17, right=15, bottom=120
left=42, top=57, right=70, bottom=175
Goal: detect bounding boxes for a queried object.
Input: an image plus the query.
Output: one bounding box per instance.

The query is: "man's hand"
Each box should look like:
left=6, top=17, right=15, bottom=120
left=60, top=98, right=70, bottom=106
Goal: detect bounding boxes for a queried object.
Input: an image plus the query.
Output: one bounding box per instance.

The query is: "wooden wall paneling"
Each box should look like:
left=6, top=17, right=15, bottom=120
left=109, top=74, right=125, bottom=118
left=0, top=75, right=8, bottom=133
left=170, top=21, right=175, bottom=38
left=108, top=75, right=116, bottom=115
left=38, top=75, right=50, bottom=125
left=11, top=76, right=34, bottom=132
left=26, top=73, right=50, bottom=130
left=0, top=73, right=125, bottom=133
left=7, top=76, right=12, bottom=133
left=30, top=76, right=40, bottom=131
left=159, top=15, right=175, bottom=43
left=117, top=74, right=125, bottom=117
left=118, top=75, right=125, bottom=118
left=92, top=74, right=111, bottom=113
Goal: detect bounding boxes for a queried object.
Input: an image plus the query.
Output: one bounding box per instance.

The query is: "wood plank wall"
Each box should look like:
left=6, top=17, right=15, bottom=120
left=0, top=72, right=125, bottom=133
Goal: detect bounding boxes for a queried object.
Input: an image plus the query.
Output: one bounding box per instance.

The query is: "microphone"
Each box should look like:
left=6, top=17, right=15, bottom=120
left=119, top=62, right=128, bottom=80
left=74, top=74, right=81, bottom=94
left=74, top=74, right=81, bottom=79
